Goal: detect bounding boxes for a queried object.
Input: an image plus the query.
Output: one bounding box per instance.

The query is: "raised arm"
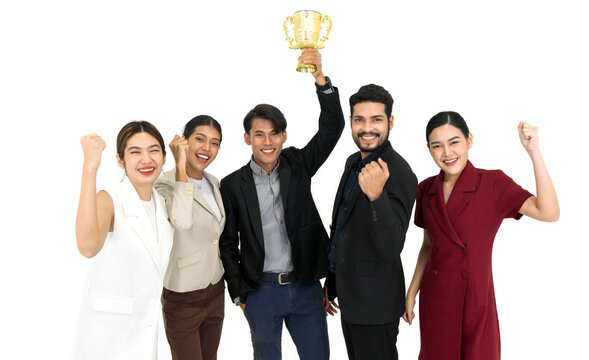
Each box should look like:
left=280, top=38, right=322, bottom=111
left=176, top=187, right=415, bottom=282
left=296, top=49, right=345, bottom=176
left=155, top=135, right=194, bottom=230
left=170, top=134, right=189, bottom=183
left=403, top=230, right=432, bottom=325
left=517, top=122, right=560, bottom=222
left=299, top=49, right=326, bottom=86
left=75, top=134, right=114, bottom=258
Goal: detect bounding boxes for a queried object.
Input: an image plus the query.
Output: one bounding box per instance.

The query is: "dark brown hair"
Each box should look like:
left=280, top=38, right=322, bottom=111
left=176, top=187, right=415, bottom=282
left=116, top=121, right=166, bottom=160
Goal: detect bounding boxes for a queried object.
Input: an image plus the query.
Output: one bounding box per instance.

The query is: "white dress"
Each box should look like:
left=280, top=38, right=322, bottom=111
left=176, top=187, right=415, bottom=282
left=74, top=177, right=173, bottom=359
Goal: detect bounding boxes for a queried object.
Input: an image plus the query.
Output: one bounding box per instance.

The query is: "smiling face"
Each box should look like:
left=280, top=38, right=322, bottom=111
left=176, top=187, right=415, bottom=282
left=185, top=125, right=221, bottom=179
left=244, top=117, right=287, bottom=174
left=117, top=132, right=165, bottom=186
left=350, top=101, right=394, bottom=159
left=427, top=124, right=473, bottom=180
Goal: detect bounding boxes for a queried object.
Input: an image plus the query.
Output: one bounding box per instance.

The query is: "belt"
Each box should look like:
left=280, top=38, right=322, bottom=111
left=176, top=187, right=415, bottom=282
left=260, top=272, right=296, bottom=285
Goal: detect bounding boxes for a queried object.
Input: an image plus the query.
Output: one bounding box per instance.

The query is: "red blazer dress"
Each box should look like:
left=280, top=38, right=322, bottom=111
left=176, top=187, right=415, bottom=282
left=414, top=161, right=532, bottom=360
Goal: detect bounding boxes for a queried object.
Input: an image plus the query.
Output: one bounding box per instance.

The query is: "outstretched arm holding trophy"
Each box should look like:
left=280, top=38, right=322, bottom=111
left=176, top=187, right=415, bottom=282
left=298, top=49, right=327, bottom=86
left=218, top=15, right=345, bottom=358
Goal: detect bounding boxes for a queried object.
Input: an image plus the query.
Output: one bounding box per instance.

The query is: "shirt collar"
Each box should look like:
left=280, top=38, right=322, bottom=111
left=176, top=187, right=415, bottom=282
left=249, top=156, right=280, bottom=177
left=353, top=140, right=389, bottom=170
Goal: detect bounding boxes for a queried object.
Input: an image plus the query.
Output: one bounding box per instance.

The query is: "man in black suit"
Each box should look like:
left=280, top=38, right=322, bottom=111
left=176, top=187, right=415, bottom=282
left=324, top=84, right=418, bottom=360
left=219, top=50, right=344, bottom=360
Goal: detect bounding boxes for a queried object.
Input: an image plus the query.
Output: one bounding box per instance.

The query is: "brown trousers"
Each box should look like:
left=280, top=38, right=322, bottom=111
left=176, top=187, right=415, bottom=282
left=161, top=280, right=225, bottom=360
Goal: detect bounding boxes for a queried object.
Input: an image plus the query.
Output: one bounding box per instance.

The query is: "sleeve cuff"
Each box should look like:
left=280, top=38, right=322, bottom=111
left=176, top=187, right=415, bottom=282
left=175, top=180, right=193, bottom=200
left=368, top=191, right=389, bottom=221
left=315, top=76, right=334, bottom=94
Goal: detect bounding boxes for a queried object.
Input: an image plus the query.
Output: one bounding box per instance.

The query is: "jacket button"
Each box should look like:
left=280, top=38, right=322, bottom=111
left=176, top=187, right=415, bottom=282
left=212, top=238, right=218, bottom=245
left=433, top=269, right=438, bottom=275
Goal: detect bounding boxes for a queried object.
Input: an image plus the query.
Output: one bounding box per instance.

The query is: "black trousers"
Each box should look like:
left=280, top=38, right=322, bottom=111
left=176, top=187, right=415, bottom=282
left=341, top=317, right=400, bottom=360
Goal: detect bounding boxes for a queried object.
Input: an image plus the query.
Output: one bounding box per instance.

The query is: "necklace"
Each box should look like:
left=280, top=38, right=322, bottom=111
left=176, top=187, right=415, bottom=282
left=189, top=177, right=204, bottom=190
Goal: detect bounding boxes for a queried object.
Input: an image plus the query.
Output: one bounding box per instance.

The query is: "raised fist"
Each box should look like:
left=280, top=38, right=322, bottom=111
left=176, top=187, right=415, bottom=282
left=80, top=134, right=106, bottom=172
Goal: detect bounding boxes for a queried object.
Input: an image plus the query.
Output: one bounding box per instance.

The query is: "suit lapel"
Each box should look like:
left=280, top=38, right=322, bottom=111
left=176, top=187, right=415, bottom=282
left=424, top=162, right=479, bottom=248
left=120, top=178, right=165, bottom=279
left=279, top=160, right=291, bottom=211
left=193, top=190, right=215, bottom=217
left=335, top=148, right=379, bottom=229
left=445, top=161, right=478, bottom=225
left=425, top=172, right=466, bottom=249
left=191, top=173, right=219, bottom=222
left=154, top=191, right=172, bottom=274
left=331, top=155, right=356, bottom=224
left=340, top=186, right=362, bottom=229
left=337, top=144, right=394, bottom=228
left=206, top=172, right=226, bottom=228
left=240, top=165, right=265, bottom=250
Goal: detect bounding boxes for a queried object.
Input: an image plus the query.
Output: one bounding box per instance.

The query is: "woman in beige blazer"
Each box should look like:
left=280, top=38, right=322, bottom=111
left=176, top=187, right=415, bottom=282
left=155, top=115, right=226, bottom=360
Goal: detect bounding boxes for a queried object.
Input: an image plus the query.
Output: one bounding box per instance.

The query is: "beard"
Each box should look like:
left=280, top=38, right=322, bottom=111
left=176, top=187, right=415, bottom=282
left=353, top=129, right=390, bottom=153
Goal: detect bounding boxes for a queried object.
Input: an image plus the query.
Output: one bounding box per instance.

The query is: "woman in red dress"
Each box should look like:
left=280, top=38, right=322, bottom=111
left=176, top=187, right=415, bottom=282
left=403, top=111, right=559, bottom=359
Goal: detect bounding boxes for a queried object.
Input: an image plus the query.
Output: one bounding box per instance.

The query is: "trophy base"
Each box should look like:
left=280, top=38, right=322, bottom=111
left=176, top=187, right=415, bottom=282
left=296, top=63, right=317, bottom=73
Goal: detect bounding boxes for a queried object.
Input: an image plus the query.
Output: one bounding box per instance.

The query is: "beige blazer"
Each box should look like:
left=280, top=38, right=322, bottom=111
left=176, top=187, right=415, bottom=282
left=156, top=169, right=226, bottom=293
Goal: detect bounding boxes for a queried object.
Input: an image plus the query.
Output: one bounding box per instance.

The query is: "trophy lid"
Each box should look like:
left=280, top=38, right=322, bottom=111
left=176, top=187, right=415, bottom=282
left=294, top=10, right=323, bottom=16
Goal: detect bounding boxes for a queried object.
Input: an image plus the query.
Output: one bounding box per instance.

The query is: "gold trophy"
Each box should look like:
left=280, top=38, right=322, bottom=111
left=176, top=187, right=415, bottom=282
left=283, top=10, right=332, bottom=73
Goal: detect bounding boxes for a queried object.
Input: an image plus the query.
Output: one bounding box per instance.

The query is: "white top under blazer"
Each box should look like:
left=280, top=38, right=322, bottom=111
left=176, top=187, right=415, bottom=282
left=74, top=176, right=173, bottom=360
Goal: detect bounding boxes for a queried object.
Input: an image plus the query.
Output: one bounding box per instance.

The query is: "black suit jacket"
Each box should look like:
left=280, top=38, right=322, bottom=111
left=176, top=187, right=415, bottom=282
left=220, top=87, right=344, bottom=303
left=326, top=142, right=417, bottom=325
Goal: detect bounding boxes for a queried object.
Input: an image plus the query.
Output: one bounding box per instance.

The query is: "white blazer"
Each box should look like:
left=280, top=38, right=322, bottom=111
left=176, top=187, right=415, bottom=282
left=74, top=177, right=173, bottom=360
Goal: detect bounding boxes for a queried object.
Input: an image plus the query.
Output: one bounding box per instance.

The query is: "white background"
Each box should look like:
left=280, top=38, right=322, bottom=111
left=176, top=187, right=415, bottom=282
left=1, top=1, right=587, bottom=359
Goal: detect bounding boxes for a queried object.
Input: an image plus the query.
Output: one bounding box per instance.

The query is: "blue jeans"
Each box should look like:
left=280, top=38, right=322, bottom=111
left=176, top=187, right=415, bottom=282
left=243, top=280, right=329, bottom=360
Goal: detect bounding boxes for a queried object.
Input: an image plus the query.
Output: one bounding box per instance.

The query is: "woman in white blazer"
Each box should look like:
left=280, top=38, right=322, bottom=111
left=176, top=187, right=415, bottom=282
left=155, top=115, right=226, bottom=360
left=74, top=121, right=174, bottom=359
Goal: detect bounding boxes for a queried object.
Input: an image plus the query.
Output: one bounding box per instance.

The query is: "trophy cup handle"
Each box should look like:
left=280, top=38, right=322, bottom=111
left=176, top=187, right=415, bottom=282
left=283, top=16, right=297, bottom=49
left=316, top=15, right=332, bottom=49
